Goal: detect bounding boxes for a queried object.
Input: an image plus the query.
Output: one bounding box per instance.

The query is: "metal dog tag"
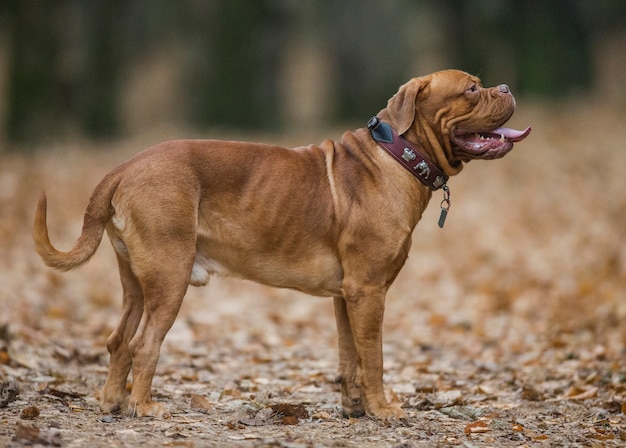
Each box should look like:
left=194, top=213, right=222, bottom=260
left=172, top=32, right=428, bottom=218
left=438, top=185, right=450, bottom=228
left=438, top=208, right=448, bottom=228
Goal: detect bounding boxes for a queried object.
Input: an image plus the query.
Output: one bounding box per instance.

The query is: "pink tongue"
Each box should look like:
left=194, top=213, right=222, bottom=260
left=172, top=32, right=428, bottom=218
left=492, top=126, right=532, bottom=142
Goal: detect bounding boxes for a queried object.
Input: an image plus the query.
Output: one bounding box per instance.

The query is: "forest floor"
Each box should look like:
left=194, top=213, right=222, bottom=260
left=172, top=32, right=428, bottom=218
left=1, top=101, right=625, bottom=447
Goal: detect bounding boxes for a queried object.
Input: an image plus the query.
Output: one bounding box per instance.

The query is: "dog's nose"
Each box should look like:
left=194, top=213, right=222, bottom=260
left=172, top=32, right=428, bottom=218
left=498, top=84, right=510, bottom=94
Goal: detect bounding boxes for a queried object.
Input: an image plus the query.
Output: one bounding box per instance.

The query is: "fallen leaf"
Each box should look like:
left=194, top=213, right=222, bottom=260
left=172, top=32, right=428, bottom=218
left=181, top=372, right=198, bottom=382
left=13, top=423, right=62, bottom=446
left=564, top=385, right=586, bottom=397
left=20, top=406, right=40, bottom=420
left=591, top=427, right=615, bottom=440
left=558, top=385, right=598, bottom=401
left=53, top=345, right=74, bottom=361
left=68, top=404, right=85, bottom=412
left=220, top=386, right=242, bottom=400
left=439, top=405, right=482, bottom=420
left=429, top=313, right=448, bottom=327
left=227, top=434, right=259, bottom=441
left=0, top=349, right=10, bottom=364
left=476, top=384, right=496, bottom=395
left=270, top=403, right=309, bottom=419
left=237, top=378, right=258, bottom=392
left=38, top=384, right=85, bottom=400
left=464, top=420, right=490, bottom=434
left=432, top=390, right=463, bottom=409
left=281, top=415, right=299, bottom=425
left=311, top=411, right=332, bottom=419
left=0, top=380, right=20, bottom=408
left=13, top=424, right=41, bottom=444
left=520, top=385, right=543, bottom=401
left=190, top=394, right=211, bottom=413
left=163, top=441, right=195, bottom=447
left=239, top=407, right=274, bottom=427
left=414, top=379, right=437, bottom=393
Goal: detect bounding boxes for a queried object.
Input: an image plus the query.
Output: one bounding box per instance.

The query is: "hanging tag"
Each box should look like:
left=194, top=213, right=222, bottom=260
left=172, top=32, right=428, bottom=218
left=438, top=185, right=450, bottom=229
left=438, top=208, right=448, bottom=228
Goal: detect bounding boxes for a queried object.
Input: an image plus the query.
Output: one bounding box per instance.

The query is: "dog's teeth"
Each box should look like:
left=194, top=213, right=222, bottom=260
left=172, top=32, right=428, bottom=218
left=500, top=134, right=505, bottom=142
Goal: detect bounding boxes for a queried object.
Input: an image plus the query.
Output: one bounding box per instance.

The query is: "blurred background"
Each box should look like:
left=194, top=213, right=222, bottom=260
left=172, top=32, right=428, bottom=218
left=0, top=0, right=624, bottom=146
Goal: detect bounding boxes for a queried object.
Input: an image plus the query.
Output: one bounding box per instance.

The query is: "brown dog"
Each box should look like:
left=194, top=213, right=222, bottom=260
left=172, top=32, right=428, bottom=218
left=34, top=70, right=530, bottom=420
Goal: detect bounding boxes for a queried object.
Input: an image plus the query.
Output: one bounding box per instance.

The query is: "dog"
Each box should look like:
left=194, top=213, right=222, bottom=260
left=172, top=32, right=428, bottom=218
left=33, top=70, right=530, bottom=420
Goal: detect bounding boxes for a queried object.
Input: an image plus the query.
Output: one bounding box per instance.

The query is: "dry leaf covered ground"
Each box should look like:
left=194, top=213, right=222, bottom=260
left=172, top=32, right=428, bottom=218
left=1, top=101, right=625, bottom=447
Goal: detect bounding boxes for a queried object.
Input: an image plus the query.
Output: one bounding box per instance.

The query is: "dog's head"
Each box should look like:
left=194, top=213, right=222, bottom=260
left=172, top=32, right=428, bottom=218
left=382, top=69, right=531, bottom=175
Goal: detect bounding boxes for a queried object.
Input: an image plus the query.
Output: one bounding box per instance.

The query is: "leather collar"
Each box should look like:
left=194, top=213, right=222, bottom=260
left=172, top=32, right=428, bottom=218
left=367, top=117, right=448, bottom=190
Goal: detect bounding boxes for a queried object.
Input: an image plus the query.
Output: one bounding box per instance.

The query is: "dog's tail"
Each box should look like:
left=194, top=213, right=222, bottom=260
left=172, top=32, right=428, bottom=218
left=33, top=171, right=121, bottom=272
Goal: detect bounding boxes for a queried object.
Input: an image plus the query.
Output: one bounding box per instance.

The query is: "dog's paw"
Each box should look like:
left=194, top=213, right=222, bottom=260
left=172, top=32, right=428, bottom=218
left=341, top=404, right=366, bottom=418
left=100, top=395, right=128, bottom=415
left=338, top=379, right=366, bottom=418
left=367, top=403, right=407, bottom=421
left=128, top=401, right=171, bottom=418
left=341, top=397, right=366, bottom=418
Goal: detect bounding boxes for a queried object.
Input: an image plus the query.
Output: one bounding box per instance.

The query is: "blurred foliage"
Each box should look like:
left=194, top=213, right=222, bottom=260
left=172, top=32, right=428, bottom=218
left=0, top=0, right=624, bottom=145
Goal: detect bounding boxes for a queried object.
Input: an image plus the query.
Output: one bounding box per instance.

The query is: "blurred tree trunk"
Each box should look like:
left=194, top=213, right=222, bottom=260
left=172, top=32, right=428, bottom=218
left=185, top=0, right=289, bottom=130
left=6, top=1, right=63, bottom=142
left=5, top=0, right=123, bottom=144
left=74, top=1, right=125, bottom=138
left=326, top=0, right=412, bottom=121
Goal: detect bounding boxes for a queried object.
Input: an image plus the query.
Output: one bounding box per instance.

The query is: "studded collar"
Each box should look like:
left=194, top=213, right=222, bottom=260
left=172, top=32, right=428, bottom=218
left=367, top=116, right=448, bottom=191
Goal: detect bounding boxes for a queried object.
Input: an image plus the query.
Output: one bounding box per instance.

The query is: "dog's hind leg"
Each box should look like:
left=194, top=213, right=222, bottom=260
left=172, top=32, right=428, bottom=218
left=333, top=296, right=366, bottom=417
left=125, top=247, right=194, bottom=418
left=100, top=253, right=144, bottom=413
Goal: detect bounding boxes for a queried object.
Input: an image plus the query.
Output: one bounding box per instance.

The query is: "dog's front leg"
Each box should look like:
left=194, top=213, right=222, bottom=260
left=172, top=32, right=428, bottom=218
left=339, top=286, right=407, bottom=420
left=333, top=296, right=366, bottom=417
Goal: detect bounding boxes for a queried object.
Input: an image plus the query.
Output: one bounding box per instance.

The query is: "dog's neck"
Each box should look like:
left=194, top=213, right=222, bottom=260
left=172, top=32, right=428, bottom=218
left=367, top=117, right=448, bottom=191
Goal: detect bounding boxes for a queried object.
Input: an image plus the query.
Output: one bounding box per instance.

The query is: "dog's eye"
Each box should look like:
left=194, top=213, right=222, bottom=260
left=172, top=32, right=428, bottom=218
left=466, top=84, right=478, bottom=93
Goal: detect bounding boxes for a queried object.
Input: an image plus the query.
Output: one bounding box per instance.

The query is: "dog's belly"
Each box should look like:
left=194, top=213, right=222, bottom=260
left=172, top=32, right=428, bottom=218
left=190, top=243, right=343, bottom=297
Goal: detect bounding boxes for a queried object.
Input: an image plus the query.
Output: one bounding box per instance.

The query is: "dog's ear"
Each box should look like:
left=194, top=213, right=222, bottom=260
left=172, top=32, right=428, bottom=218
left=386, top=77, right=427, bottom=135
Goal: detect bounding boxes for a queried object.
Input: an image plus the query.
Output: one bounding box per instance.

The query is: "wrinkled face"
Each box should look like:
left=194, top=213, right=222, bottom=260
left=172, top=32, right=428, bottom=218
left=421, top=70, right=531, bottom=161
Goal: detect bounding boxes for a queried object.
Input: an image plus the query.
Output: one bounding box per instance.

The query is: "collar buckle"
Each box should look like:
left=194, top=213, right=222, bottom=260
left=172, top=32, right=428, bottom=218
left=367, top=116, right=393, bottom=143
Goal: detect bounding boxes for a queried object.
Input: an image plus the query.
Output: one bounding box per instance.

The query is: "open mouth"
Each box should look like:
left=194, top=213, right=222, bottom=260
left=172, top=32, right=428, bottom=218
left=453, top=126, right=531, bottom=161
